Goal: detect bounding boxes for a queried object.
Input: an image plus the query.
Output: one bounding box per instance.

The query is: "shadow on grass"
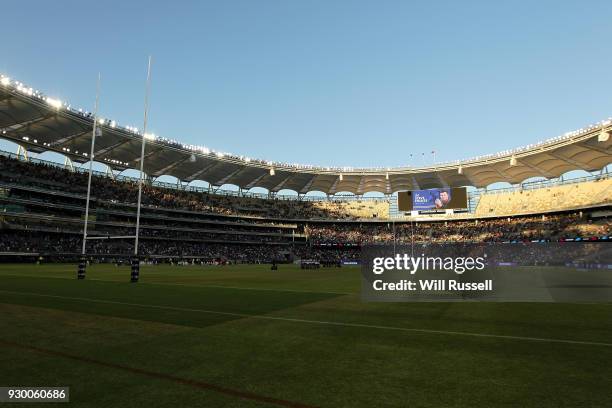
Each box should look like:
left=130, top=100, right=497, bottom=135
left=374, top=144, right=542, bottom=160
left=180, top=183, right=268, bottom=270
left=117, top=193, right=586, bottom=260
left=0, top=275, right=342, bottom=329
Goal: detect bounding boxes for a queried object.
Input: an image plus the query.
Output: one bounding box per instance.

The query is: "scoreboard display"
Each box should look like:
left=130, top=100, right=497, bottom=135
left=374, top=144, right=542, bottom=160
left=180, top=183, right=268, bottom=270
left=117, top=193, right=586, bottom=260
left=397, top=187, right=468, bottom=212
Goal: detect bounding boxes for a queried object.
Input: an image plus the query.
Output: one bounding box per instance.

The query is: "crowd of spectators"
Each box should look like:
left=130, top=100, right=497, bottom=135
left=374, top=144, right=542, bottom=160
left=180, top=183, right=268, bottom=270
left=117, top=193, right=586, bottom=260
left=2, top=217, right=295, bottom=244
left=305, top=214, right=611, bottom=244
left=1, top=227, right=608, bottom=266
left=0, top=231, right=290, bottom=263
left=1, top=212, right=608, bottom=263
left=0, top=154, right=384, bottom=220
left=1, top=153, right=610, bottom=265
left=475, top=176, right=611, bottom=216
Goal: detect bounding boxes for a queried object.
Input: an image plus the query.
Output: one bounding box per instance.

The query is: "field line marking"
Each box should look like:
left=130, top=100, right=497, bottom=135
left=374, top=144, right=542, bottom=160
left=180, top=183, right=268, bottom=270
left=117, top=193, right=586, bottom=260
left=149, top=282, right=355, bottom=296
left=1, top=289, right=611, bottom=347
left=89, top=279, right=355, bottom=296
left=0, top=339, right=317, bottom=408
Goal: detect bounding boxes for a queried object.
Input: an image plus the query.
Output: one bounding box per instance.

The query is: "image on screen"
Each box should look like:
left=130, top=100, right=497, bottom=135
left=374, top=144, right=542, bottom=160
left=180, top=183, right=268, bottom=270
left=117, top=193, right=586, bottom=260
left=398, top=188, right=468, bottom=212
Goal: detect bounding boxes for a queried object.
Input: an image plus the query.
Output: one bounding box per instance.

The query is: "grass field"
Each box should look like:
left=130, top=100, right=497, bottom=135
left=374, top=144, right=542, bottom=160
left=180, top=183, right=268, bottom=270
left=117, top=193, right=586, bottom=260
left=0, top=263, right=611, bottom=407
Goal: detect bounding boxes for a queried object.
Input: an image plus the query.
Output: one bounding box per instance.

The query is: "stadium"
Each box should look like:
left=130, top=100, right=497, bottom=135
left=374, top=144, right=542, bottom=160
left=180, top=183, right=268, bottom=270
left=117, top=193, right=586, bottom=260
left=1, top=3, right=612, bottom=407
left=1, top=69, right=611, bottom=406
left=0, top=73, right=610, bottom=264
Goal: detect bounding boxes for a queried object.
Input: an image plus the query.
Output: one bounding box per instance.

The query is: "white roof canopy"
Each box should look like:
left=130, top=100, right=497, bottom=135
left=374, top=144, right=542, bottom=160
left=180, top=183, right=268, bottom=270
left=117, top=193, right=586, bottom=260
left=1, top=78, right=610, bottom=194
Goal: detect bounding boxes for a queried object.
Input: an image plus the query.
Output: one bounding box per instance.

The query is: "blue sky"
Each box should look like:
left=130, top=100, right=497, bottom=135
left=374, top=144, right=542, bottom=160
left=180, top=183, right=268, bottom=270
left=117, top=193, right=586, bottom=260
left=1, top=0, right=611, bottom=171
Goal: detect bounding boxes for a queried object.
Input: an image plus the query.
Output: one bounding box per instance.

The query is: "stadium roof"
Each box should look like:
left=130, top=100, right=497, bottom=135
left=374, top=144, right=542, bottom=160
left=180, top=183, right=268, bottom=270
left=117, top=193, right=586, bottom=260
left=1, top=73, right=611, bottom=195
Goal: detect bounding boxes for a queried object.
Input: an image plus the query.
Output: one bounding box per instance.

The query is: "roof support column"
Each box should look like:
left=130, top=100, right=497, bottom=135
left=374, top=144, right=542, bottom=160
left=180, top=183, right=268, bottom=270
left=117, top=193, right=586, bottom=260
left=64, top=156, right=74, bottom=172
left=105, top=165, right=115, bottom=180
left=16, top=145, right=29, bottom=161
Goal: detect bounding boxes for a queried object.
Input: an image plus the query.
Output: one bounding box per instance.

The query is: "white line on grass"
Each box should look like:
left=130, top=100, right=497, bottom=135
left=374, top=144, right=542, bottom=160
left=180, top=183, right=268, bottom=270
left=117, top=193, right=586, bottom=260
left=92, top=280, right=355, bottom=296
left=1, top=289, right=611, bottom=348
left=179, top=283, right=354, bottom=296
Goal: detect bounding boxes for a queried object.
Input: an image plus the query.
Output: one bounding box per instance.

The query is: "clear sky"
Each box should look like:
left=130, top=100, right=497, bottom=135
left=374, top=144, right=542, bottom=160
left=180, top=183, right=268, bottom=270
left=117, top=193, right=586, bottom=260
left=1, top=0, right=611, bottom=170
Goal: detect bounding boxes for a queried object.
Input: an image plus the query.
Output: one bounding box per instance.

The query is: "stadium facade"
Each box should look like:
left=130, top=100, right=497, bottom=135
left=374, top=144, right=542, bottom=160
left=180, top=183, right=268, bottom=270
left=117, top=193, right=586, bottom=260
left=0, top=72, right=610, bottom=264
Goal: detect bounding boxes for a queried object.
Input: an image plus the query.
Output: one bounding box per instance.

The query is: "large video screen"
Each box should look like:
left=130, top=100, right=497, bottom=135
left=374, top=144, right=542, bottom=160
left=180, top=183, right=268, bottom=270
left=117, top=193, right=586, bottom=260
left=397, top=187, right=468, bottom=211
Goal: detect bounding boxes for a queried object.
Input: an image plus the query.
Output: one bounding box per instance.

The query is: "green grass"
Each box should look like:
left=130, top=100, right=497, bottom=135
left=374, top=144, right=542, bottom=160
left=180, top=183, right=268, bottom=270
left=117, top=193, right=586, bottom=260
left=0, top=263, right=611, bottom=407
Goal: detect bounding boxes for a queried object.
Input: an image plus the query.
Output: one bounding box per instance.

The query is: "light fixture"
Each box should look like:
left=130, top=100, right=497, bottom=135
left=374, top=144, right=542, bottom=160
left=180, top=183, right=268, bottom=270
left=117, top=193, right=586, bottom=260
left=46, top=97, right=62, bottom=109
left=598, top=129, right=610, bottom=142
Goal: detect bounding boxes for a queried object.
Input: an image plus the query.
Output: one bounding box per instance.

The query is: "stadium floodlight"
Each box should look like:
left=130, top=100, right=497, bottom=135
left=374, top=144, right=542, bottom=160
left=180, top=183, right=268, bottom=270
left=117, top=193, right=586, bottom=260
left=46, top=97, right=62, bottom=109
left=270, top=167, right=275, bottom=176
left=4, top=70, right=612, bottom=174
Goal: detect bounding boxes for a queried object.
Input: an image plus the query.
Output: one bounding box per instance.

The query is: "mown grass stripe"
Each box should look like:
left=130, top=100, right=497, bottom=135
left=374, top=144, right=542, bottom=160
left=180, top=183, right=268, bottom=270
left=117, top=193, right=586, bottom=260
left=1, top=289, right=611, bottom=347
left=0, top=273, right=355, bottom=295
